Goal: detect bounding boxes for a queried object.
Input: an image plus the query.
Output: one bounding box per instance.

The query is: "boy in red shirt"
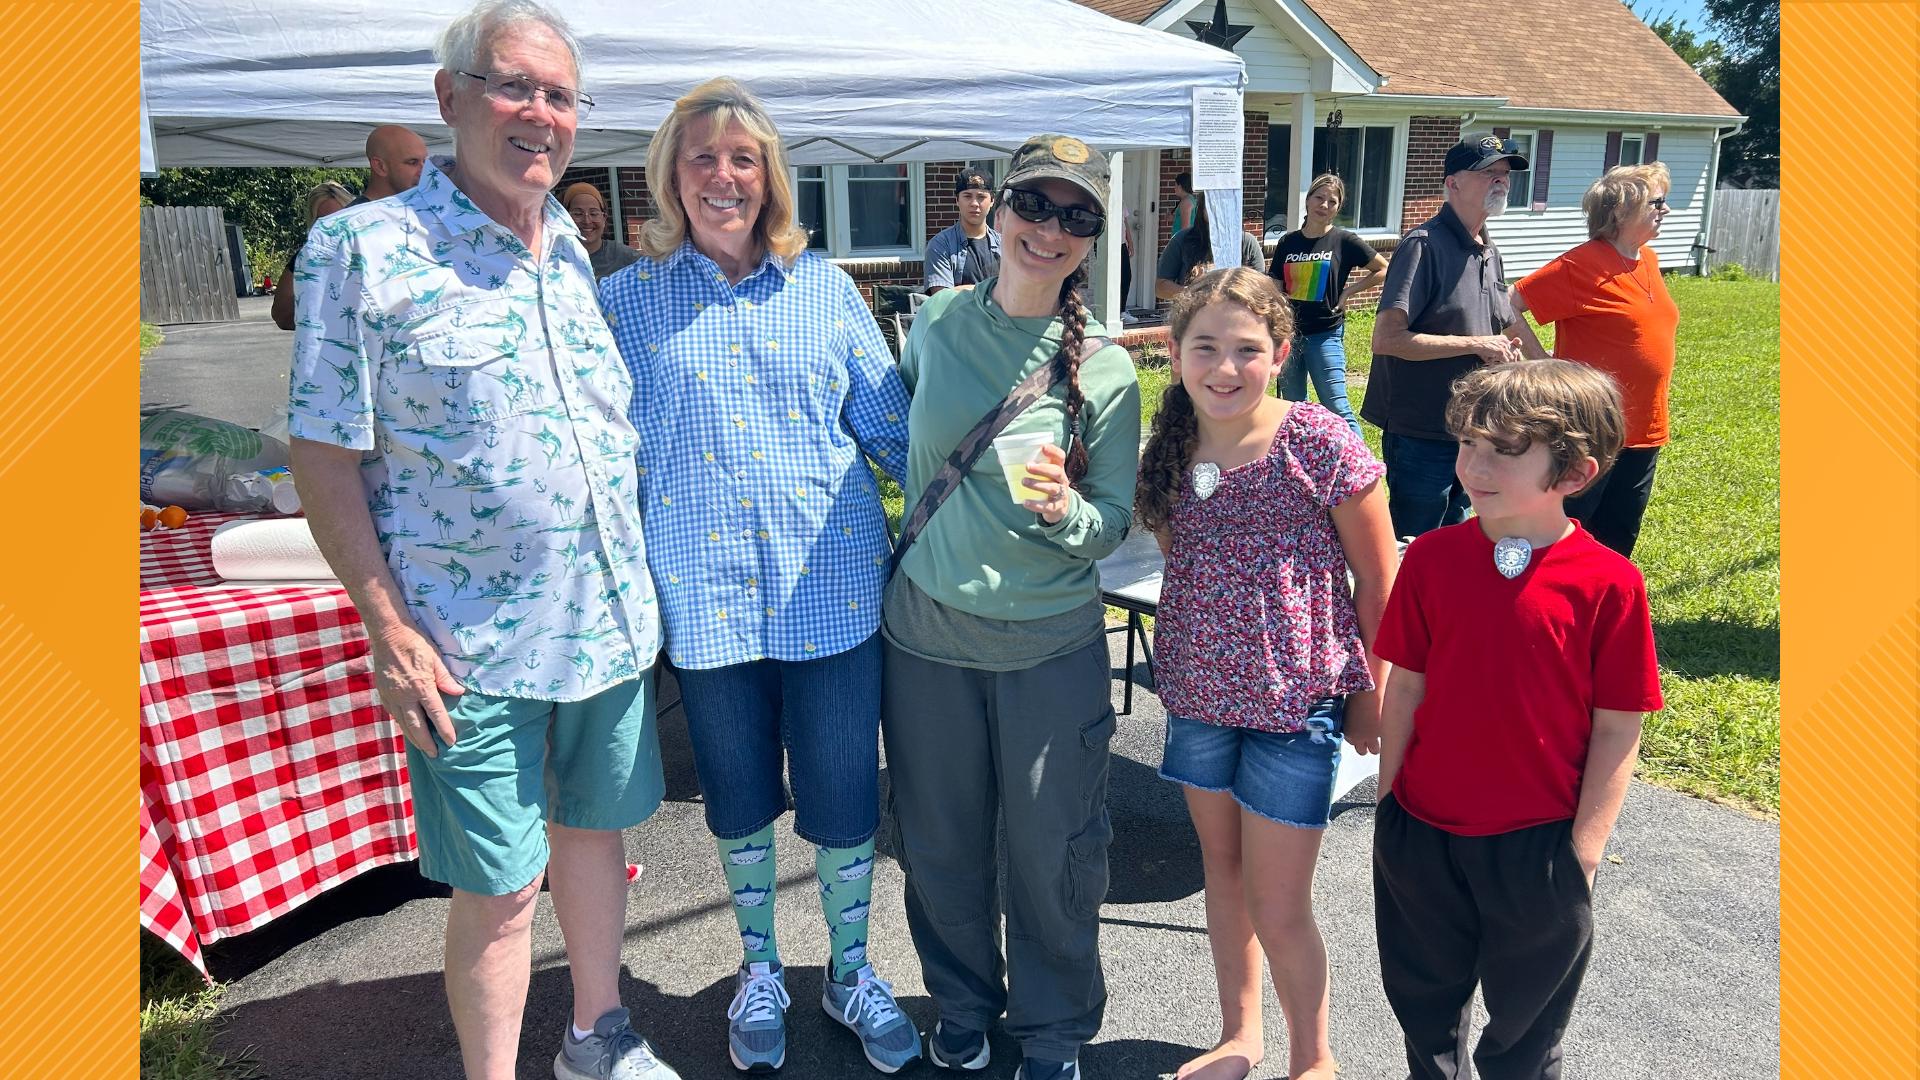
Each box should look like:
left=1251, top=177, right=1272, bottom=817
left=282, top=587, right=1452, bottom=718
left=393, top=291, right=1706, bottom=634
left=1373, top=359, right=1664, bottom=1080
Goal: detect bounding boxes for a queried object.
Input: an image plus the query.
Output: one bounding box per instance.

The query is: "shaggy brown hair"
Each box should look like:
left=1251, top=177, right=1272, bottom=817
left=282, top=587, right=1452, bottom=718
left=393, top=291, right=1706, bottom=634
left=1445, top=359, right=1626, bottom=493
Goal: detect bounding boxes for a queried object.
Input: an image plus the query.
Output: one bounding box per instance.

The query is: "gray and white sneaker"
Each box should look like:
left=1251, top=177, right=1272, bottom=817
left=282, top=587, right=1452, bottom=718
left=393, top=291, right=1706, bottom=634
left=555, top=1006, right=682, bottom=1080
left=726, top=961, right=792, bottom=1072
left=1013, top=1059, right=1080, bottom=1080
left=927, top=1020, right=990, bottom=1071
left=821, top=963, right=923, bottom=1073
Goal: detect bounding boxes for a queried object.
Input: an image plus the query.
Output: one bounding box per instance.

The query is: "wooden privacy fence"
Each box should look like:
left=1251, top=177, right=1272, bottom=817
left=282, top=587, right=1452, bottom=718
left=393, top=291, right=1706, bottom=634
left=1704, top=188, right=1779, bottom=282
left=141, top=206, right=240, bottom=324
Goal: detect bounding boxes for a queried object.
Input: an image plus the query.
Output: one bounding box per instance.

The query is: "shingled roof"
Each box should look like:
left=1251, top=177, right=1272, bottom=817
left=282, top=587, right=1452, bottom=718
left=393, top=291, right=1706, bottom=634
left=1075, top=0, right=1739, bottom=117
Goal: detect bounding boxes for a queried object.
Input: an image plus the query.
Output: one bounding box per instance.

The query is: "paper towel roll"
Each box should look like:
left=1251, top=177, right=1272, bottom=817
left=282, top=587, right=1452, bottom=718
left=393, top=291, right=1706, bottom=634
left=211, top=518, right=339, bottom=582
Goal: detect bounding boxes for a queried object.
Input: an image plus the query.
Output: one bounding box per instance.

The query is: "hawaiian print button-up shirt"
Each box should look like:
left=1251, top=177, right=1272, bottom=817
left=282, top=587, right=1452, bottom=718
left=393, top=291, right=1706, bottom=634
left=598, top=241, right=909, bottom=670
left=288, top=156, right=659, bottom=702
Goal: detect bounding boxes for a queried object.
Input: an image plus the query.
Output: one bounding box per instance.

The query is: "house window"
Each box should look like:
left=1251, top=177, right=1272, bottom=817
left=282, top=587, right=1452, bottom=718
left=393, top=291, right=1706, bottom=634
left=1310, top=125, right=1394, bottom=230
left=792, top=163, right=925, bottom=258
left=1505, top=131, right=1535, bottom=210
left=1619, top=134, right=1646, bottom=166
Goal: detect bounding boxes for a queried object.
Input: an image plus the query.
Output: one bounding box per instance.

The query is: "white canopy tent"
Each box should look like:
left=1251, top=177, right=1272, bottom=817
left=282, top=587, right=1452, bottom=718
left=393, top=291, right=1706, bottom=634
left=141, top=0, right=1247, bottom=319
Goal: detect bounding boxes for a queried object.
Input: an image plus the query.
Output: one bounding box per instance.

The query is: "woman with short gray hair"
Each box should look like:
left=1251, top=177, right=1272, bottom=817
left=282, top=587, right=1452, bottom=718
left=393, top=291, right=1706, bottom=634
left=1511, top=162, right=1679, bottom=556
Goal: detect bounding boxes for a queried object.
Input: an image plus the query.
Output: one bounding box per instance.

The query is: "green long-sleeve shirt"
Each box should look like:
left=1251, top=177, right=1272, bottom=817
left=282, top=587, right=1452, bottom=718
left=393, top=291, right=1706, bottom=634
left=893, top=281, right=1141, bottom=621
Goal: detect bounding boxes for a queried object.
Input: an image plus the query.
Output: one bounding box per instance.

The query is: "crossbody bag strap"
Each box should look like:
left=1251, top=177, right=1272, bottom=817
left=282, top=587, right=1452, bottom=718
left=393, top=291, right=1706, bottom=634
left=888, top=335, right=1112, bottom=575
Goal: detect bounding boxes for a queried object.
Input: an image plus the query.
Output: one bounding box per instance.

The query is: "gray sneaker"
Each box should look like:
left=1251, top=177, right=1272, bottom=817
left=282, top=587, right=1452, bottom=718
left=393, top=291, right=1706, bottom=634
left=726, top=961, right=791, bottom=1072
left=820, top=964, right=923, bottom=1073
left=927, top=1020, right=990, bottom=1071
left=555, top=1006, right=682, bottom=1080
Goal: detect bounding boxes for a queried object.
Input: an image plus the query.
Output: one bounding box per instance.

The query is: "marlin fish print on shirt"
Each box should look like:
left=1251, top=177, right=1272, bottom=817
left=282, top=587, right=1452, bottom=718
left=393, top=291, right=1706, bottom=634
left=288, top=156, right=660, bottom=702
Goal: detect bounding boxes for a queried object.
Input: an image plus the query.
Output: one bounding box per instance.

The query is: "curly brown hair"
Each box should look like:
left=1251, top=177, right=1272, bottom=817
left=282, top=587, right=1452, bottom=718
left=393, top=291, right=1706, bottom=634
left=1134, top=267, right=1295, bottom=535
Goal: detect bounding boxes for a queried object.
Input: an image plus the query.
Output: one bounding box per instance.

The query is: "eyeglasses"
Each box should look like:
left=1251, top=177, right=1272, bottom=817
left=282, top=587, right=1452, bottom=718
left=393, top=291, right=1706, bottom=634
left=569, top=207, right=607, bottom=220
left=458, top=70, right=594, bottom=120
left=1002, top=187, right=1105, bottom=238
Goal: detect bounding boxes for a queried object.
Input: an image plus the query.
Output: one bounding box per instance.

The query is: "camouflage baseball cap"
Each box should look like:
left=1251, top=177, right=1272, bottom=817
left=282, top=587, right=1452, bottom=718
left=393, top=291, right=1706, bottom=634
left=1002, top=134, right=1110, bottom=215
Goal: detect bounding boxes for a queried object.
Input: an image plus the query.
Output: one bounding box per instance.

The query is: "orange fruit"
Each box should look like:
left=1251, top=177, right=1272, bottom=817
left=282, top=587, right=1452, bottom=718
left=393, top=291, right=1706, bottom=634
left=158, top=505, right=189, bottom=529
left=140, top=507, right=159, bottom=531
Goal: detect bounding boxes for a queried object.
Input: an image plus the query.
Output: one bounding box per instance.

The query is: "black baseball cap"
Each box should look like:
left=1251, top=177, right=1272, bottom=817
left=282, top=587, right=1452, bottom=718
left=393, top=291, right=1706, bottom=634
left=1445, top=135, right=1529, bottom=176
left=1002, top=134, right=1110, bottom=215
left=955, top=169, right=992, bottom=196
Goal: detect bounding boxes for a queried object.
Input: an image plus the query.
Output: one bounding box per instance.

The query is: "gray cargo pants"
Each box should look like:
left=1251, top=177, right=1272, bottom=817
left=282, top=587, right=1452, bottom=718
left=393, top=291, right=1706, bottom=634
left=880, top=635, right=1116, bottom=1063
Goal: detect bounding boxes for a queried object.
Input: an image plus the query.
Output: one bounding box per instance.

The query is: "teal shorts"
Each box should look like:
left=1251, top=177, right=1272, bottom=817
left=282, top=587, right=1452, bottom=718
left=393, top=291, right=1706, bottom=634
left=405, top=672, right=666, bottom=895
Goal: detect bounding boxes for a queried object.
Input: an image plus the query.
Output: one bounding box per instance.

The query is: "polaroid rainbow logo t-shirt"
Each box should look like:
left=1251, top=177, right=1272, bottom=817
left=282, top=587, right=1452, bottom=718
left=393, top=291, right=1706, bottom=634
left=1279, top=251, right=1334, bottom=302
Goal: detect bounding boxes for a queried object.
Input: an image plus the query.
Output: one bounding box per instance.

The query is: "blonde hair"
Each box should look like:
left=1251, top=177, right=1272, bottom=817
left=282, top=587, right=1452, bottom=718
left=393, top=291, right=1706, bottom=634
left=1445, top=360, right=1625, bottom=493
left=638, top=78, right=808, bottom=263
left=1136, top=268, right=1296, bottom=534
left=1305, top=172, right=1346, bottom=210
left=303, top=182, right=356, bottom=229
left=1584, top=162, right=1672, bottom=241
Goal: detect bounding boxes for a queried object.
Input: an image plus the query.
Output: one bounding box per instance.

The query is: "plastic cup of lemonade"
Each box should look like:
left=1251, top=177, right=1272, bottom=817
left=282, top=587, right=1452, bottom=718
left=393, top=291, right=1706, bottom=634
left=991, top=431, right=1056, bottom=505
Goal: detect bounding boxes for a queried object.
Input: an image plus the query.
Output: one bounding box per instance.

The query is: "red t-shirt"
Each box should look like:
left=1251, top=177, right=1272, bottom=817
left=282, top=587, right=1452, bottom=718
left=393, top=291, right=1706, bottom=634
left=1515, top=240, right=1680, bottom=447
left=1376, top=521, right=1665, bottom=836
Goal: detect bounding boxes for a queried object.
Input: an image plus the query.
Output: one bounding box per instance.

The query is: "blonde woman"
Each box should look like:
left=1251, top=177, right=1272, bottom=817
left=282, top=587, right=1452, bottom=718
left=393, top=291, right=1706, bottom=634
left=271, top=181, right=356, bottom=331
left=1269, top=173, right=1389, bottom=432
left=597, top=77, right=920, bottom=1074
left=1511, top=163, right=1678, bottom=556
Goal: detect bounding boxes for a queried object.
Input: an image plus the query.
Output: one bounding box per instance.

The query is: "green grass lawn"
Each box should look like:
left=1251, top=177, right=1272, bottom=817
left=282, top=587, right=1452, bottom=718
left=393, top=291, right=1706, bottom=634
left=141, top=933, right=255, bottom=1079
left=141, top=322, right=165, bottom=355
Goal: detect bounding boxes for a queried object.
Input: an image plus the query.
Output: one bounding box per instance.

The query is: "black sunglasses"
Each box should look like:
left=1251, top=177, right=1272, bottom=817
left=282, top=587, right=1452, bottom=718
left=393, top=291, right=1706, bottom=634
left=1002, top=187, right=1106, bottom=238
left=1648, top=197, right=1668, bottom=209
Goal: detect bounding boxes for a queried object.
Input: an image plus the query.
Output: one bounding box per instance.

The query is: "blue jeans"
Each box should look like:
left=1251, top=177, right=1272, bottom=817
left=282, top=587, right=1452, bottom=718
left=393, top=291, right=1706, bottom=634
left=672, top=632, right=882, bottom=846
left=1382, top=432, right=1472, bottom=540
left=1159, top=697, right=1346, bottom=828
left=1279, top=325, right=1361, bottom=434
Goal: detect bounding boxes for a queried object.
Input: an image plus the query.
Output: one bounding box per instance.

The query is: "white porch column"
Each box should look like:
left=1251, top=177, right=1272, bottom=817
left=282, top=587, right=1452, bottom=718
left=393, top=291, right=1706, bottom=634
left=1094, top=150, right=1125, bottom=328
left=1290, top=94, right=1316, bottom=232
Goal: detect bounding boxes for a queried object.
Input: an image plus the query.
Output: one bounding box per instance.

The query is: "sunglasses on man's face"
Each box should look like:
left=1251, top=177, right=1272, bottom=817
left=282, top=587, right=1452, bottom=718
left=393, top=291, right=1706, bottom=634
left=1002, top=187, right=1106, bottom=238
left=1648, top=197, right=1669, bottom=209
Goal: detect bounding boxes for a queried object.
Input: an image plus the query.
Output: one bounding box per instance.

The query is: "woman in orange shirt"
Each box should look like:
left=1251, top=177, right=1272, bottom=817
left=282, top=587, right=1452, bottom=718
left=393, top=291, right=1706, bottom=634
left=1511, top=163, right=1679, bottom=557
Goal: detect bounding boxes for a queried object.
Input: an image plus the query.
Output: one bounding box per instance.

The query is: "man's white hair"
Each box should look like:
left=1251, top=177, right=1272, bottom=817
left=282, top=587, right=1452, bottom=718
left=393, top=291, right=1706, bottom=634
left=434, top=0, right=584, bottom=86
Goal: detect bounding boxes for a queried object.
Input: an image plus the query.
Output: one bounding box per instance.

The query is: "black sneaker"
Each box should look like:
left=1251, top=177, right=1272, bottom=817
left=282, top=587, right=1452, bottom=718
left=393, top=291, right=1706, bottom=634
left=927, top=1020, right=990, bottom=1071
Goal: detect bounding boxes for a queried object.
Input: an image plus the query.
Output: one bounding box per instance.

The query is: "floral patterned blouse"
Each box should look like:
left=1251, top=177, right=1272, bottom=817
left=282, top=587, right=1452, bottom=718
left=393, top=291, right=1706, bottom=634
left=1155, top=402, right=1385, bottom=732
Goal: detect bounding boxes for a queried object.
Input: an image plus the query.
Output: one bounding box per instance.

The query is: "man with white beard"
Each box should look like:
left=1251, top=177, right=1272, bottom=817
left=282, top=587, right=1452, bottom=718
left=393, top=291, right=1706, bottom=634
left=1361, top=135, right=1537, bottom=539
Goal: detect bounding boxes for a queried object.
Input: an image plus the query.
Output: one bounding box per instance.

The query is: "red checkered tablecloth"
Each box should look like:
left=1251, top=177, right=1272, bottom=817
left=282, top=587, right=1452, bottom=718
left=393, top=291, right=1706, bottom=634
left=139, top=513, right=416, bottom=978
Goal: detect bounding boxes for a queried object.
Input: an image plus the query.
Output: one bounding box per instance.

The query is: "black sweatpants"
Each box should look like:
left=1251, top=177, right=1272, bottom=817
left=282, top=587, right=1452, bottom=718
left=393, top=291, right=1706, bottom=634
left=1373, top=794, right=1594, bottom=1080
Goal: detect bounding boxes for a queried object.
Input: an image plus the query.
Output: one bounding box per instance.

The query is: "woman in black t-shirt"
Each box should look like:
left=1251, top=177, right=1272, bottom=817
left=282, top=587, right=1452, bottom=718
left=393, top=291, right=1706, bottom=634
left=1268, top=174, right=1388, bottom=431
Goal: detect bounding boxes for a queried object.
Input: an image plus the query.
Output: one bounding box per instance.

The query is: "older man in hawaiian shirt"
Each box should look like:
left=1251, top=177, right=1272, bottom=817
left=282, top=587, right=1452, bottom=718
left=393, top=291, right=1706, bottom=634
left=286, top=3, right=678, bottom=1078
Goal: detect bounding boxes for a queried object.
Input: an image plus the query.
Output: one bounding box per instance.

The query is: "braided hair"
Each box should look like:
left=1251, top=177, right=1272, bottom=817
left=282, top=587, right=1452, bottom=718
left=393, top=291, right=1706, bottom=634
left=1135, top=267, right=1295, bottom=536
left=1052, top=263, right=1094, bottom=490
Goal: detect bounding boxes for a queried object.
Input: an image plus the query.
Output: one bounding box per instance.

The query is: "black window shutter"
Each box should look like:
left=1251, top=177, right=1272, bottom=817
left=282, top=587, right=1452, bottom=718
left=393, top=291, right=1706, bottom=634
left=1493, top=126, right=1511, bottom=140
left=1604, top=131, right=1623, bottom=171
left=1531, top=130, right=1554, bottom=211
left=1643, top=132, right=1661, bottom=163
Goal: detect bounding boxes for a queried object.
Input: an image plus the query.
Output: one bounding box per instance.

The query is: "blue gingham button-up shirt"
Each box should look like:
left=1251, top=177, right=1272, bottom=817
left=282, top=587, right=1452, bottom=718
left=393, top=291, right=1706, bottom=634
left=288, top=156, right=659, bottom=701
left=599, top=241, right=910, bottom=670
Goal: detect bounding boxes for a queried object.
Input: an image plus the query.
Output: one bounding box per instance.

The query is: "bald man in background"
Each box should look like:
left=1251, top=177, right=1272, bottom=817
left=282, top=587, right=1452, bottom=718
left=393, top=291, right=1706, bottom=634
left=273, top=125, right=430, bottom=330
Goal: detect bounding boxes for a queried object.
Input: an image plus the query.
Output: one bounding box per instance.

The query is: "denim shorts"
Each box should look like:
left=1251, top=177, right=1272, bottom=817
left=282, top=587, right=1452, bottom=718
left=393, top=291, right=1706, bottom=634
left=672, top=632, right=882, bottom=846
left=407, top=672, right=665, bottom=896
left=1158, top=697, right=1345, bottom=828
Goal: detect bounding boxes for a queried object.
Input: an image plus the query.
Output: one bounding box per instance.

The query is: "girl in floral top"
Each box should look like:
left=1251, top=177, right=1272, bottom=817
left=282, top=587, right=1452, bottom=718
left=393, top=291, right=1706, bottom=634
left=1135, top=268, right=1397, bottom=1080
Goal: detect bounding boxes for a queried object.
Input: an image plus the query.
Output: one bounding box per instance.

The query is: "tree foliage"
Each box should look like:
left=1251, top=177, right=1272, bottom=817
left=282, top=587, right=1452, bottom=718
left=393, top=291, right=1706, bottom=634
left=141, top=167, right=368, bottom=282
left=1702, top=0, right=1778, bottom=187
left=1629, top=0, right=1778, bottom=188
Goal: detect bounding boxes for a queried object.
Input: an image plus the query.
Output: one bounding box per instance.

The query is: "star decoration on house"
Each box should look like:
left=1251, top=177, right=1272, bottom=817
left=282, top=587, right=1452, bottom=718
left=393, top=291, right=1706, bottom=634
left=1187, top=0, right=1253, bottom=51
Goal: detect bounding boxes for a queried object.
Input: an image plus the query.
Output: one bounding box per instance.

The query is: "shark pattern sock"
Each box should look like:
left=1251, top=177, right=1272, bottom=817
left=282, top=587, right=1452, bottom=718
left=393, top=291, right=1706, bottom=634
left=816, top=839, right=876, bottom=980
left=718, top=825, right=779, bottom=965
